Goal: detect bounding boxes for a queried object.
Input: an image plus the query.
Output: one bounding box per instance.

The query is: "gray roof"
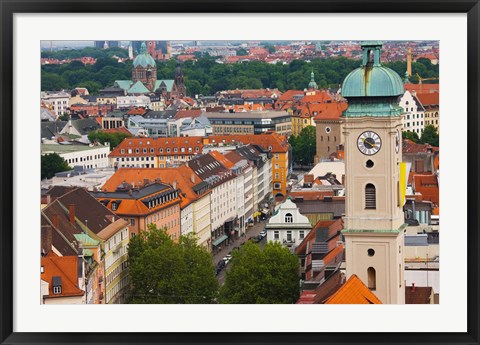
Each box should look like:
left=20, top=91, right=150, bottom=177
left=205, top=111, right=291, bottom=120
left=41, top=121, right=67, bottom=139
left=69, top=118, right=102, bottom=135
left=294, top=200, right=345, bottom=218
left=143, top=110, right=177, bottom=120
left=91, top=183, right=170, bottom=200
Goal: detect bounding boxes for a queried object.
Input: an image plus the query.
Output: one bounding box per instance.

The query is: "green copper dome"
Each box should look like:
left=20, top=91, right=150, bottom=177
left=341, top=41, right=404, bottom=98
left=133, top=42, right=156, bottom=68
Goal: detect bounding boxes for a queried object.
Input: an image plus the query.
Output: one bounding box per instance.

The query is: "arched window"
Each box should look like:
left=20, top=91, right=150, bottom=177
left=368, top=267, right=376, bottom=290
left=365, top=183, right=376, bottom=209
left=285, top=213, right=293, bottom=223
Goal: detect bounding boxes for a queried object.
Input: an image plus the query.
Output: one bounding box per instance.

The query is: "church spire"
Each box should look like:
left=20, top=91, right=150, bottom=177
left=308, top=70, right=318, bottom=90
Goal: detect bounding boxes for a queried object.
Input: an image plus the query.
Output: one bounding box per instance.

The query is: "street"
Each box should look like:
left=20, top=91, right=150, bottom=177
left=213, top=218, right=268, bottom=286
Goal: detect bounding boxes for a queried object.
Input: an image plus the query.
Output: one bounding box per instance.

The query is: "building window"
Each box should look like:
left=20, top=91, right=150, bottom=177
left=365, top=183, right=376, bottom=209
left=285, top=213, right=293, bottom=223
left=53, top=286, right=62, bottom=294
left=274, top=231, right=279, bottom=240
left=367, top=267, right=376, bottom=290
left=286, top=230, right=292, bottom=241
left=299, top=230, right=305, bottom=239
left=130, top=218, right=135, bottom=226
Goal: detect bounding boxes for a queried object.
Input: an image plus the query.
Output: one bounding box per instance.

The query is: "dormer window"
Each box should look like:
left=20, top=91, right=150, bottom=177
left=52, top=276, right=62, bottom=294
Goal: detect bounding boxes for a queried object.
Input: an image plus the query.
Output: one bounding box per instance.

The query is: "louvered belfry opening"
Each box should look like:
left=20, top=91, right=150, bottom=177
left=365, top=183, right=376, bottom=209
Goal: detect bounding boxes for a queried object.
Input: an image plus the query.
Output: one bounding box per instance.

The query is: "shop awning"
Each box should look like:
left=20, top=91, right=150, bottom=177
left=212, top=235, right=228, bottom=247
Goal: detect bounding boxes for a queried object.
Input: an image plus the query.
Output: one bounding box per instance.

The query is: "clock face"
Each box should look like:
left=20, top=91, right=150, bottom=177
left=357, top=131, right=382, bottom=155
left=395, top=130, right=400, bottom=153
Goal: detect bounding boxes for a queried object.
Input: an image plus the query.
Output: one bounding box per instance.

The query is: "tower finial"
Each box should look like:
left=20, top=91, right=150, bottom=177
left=140, top=42, right=147, bottom=55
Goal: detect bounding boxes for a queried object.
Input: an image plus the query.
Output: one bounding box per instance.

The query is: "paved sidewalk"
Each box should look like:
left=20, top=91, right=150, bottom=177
left=213, top=219, right=267, bottom=265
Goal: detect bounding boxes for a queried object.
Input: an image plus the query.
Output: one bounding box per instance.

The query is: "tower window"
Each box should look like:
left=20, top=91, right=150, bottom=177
left=366, top=160, right=374, bottom=168
left=367, top=267, right=376, bottom=290
left=367, top=248, right=375, bottom=257
left=365, top=183, right=376, bottom=209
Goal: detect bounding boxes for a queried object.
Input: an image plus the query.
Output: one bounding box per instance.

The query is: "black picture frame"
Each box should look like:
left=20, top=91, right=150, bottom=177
left=1, top=1, right=479, bottom=344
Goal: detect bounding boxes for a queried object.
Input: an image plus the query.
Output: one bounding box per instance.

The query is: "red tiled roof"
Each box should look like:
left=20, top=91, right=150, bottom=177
left=404, top=83, right=439, bottom=94
left=416, top=92, right=439, bottom=107
left=405, top=285, right=433, bottom=304
left=312, top=102, right=348, bottom=121
left=101, top=127, right=132, bottom=136
left=41, top=252, right=84, bottom=299
left=101, top=166, right=209, bottom=209
left=324, top=274, right=382, bottom=304
left=174, top=109, right=202, bottom=120
left=413, top=174, right=439, bottom=205
left=402, top=139, right=438, bottom=154
left=109, top=137, right=204, bottom=158
left=208, top=151, right=235, bottom=169
left=301, top=90, right=333, bottom=104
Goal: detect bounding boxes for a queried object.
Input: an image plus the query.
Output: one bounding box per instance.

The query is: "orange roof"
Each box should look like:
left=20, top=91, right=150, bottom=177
left=301, top=90, right=333, bottom=104
left=127, top=107, right=148, bottom=115
left=416, top=92, right=439, bottom=108
left=404, top=83, right=439, bottom=94
left=101, top=166, right=209, bottom=209
left=101, top=127, right=132, bottom=136
left=312, top=102, right=348, bottom=121
left=413, top=174, right=439, bottom=205
left=208, top=151, right=235, bottom=169
left=322, top=243, right=344, bottom=267
left=96, top=182, right=181, bottom=216
left=109, top=137, right=204, bottom=158
left=324, top=274, right=382, bottom=304
left=41, top=252, right=84, bottom=298
left=276, top=90, right=304, bottom=102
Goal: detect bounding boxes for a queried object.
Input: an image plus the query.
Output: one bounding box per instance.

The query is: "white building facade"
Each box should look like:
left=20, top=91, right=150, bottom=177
left=265, top=198, right=312, bottom=250
left=399, top=90, right=425, bottom=136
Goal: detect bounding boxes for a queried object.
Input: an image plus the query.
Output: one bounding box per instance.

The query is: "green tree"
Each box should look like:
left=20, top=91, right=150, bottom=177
left=236, top=48, right=248, bottom=56
left=128, top=225, right=219, bottom=304
left=291, top=126, right=316, bottom=165
left=402, top=130, right=420, bottom=143
left=87, top=131, right=132, bottom=150
left=420, top=124, right=439, bottom=146
left=41, top=153, right=70, bottom=179
left=220, top=241, right=300, bottom=304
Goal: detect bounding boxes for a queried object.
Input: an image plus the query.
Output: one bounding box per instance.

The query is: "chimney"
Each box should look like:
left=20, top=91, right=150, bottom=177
left=173, top=180, right=177, bottom=190
left=52, top=214, right=59, bottom=229
left=144, top=178, right=150, bottom=186
left=341, top=174, right=346, bottom=186
left=41, top=225, right=53, bottom=255
left=46, top=194, right=52, bottom=205
left=191, top=174, right=195, bottom=183
left=415, top=159, right=424, bottom=173
left=412, top=283, right=416, bottom=293
left=68, top=204, right=75, bottom=224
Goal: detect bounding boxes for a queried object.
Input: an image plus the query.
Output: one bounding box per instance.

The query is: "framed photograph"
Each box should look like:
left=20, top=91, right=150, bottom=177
left=1, top=1, right=479, bottom=344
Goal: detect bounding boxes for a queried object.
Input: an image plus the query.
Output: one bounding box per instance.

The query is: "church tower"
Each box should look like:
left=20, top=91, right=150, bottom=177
left=132, top=42, right=157, bottom=92
left=174, top=63, right=187, bottom=98
left=341, top=41, right=406, bottom=304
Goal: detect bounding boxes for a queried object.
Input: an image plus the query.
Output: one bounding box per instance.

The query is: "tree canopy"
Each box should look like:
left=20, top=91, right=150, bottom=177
left=87, top=130, right=132, bottom=150
left=41, top=153, right=71, bottom=180
left=289, top=125, right=317, bottom=165
left=128, top=225, right=219, bottom=304
left=219, top=241, right=300, bottom=304
left=41, top=50, right=439, bottom=96
left=402, top=130, right=420, bottom=143
left=420, top=124, right=439, bottom=147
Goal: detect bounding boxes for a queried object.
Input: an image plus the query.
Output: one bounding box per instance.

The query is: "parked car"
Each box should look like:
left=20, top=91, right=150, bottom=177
left=259, top=230, right=267, bottom=239
left=215, top=260, right=226, bottom=275
left=223, top=256, right=231, bottom=265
